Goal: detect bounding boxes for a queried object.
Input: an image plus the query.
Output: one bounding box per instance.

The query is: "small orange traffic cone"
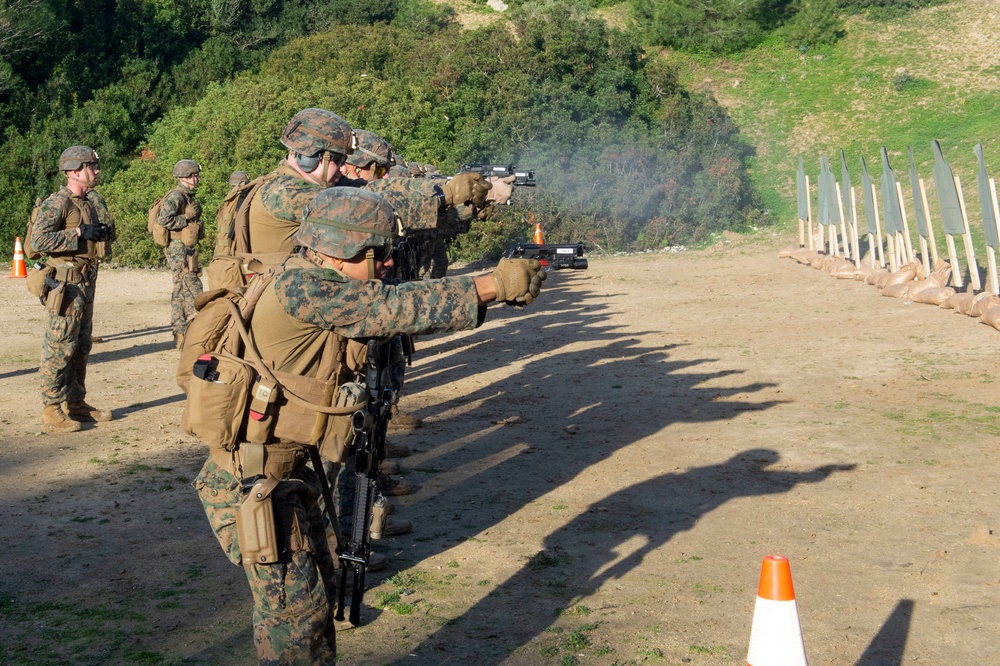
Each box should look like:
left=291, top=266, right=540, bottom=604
left=746, top=555, right=807, bottom=666
left=8, top=236, right=27, bottom=279
left=533, top=223, right=544, bottom=245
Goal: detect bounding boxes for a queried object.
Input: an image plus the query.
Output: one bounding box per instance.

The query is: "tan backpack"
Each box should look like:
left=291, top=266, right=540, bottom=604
left=214, top=176, right=267, bottom=257
left=23, top=198, right=43, bottom=261
left=147, top=197, right=171, bottom=247
left=178, top=270, right=365, bottom=458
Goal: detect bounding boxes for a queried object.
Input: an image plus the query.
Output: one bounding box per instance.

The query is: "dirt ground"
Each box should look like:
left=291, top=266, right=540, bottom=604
left=2, top=232, right=999, bottom=665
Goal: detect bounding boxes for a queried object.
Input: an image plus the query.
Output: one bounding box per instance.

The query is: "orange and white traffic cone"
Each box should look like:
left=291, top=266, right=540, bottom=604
left=533, top=223, right=544, bottom=245
left=746, top=555, right=807, bottom=666
left=8, top=236, right=27, bottom=279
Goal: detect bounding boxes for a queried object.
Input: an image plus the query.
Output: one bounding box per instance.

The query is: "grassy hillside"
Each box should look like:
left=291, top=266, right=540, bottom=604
left=664, top=0, right=1000, bottom=243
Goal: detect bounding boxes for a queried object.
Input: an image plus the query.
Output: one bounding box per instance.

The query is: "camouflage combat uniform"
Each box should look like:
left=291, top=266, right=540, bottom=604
left=31, top=186, right=115, bottom=407
left=194, top=255, right=485, bottom=665
left=246, top=163, right=328, bottom=255
left=156, top=185, right=203, bottom=336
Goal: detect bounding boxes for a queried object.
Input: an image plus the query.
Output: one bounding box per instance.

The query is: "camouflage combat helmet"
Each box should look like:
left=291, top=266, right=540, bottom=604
left=407, top=162, right=425, bottom=177
left=392, top=153, right=408, bottom=168
left=172, top=159, right=201, bottom=178
left=59, top=145, right=99, bottom=171
left=346, top=130, right=394, bottom=168
left=229, top=171, right=250, bottom=186
left=280, top=108, right=356, bottom=158
left=298, top=188, right=398, bottom=259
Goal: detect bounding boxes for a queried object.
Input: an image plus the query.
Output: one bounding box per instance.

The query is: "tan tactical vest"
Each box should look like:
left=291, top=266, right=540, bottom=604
left=243, top=257, right=365, bottom=462
left=247, top=165, right=309, bottom=255
left=45, top=191, right=107, bottom=264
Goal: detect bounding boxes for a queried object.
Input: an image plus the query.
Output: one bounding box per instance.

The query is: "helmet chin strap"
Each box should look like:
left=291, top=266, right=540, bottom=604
left=318, top=152, right=332, bottom=186
left=366, top=248, right=376, bottom=280
left=68, top=170, right=96, bottom=189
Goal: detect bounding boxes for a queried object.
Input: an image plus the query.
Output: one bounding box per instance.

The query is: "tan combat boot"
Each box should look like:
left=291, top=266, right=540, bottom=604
left=174, top=332, right=185, bottom=350
left=66, top=401, right=113, bottom=422
left=378, top=475, right=415, bottom=496
left=370, top=497, right=412, bottom=540
left=379, top=459, right=401, bottom=475
left=388, top=404, right=422, bottom=431
left=42, top=404, right=82, bottom=433
left=384, top=441, right=412, bottom=458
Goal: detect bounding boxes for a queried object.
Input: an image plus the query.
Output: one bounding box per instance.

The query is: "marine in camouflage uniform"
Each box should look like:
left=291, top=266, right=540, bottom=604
left=247, top=108, right=355, bottom=256
left=157, top=159, right=204, bottom=347
left=31, top=145, right=115, bottom=432
left=193, top=187, right=545, bottom=665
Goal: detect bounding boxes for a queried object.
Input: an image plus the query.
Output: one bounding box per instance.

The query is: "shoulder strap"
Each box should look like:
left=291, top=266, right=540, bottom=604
left=234, top=177, right=270, bottom=254
left=220, top=298, right=365, bottom=416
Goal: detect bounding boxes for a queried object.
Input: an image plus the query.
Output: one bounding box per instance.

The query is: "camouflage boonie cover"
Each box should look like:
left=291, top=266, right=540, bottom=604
left=297, top=187, right=397, bottom=258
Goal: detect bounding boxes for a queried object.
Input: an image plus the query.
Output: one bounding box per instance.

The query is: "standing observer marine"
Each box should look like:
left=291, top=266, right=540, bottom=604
left=156, top=159, right=204, bottom=348
left=30, top=145, right=115, bottom=432
left=192, top=187, right=545, bottom=665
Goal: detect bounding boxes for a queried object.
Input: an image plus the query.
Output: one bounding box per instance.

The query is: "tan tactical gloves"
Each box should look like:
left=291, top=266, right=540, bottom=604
left=486, top=175, right=516, bottom=205
left=184, top=200, right=202, bottom=221
left=442, top=173, right=492, bottom=208
left=491, top=258, right=546, bottom=305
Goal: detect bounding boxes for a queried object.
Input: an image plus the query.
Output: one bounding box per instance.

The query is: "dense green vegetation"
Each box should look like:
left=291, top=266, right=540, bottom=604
left=0, top=0, right=954, bottom=265
left=669, top=0, right=1000, bottom=255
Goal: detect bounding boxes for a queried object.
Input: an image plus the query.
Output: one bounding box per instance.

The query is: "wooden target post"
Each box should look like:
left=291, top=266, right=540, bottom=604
left=850, top=187, right=862, bottom=268
left=917, top=179, right=939, bottom=274
left=895, top=182, right=915, bottom=264
left=806, top=175, right=814, bottom=251
left=872, top=184, right=895, bottom=272
left=955, top=175, right=982, bottom=291
left=988, top=177, right=1000, bottom=294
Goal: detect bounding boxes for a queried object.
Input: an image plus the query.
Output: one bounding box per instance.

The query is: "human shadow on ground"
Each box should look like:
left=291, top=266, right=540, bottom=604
left=0, top=337, right=175, bottom=381
left=335, top=272, right=810, bottom=662
left=394, top=451, right=855, bottom=664
left=856, top=598, right=914, bottom=666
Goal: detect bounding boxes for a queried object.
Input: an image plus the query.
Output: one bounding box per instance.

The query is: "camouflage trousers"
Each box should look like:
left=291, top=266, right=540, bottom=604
left=40, top=270, right=96, bottom=406
left=165, top=240, right=203, bottom=336
left=195, top=459, right=339, bottom=665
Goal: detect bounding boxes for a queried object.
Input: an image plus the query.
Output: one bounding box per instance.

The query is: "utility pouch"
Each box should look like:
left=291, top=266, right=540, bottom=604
left=44, top=280, right=66, bottom=315
left=206, top=255, right=247, bottom=292
left=244, top=377, right=279, bottom=445
left=319, top=382, right=366, bottom=464
left=235, top=475, right=280, bottom=566
left=186, top=248, right=201, bottom=275
left=26, top=264, right=55, bottom=299
left=180, top=221, right=203, bottom=248
left=93, top=236, right=112, bottom=260
left=182, top=353, right=253, bottom=451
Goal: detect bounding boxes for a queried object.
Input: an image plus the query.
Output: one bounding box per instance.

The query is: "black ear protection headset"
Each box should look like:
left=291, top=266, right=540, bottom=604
left=294, top=153, right=321, bottom=172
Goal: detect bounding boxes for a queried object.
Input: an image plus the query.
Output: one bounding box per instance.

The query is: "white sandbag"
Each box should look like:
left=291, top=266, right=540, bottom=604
left=912, top=287, right=955, bottom=305
left=881, top=282, right=910, bottom=298
left=980, top=304, right=1000, bottom=330
left=971, top=294, right=1000, bottom=318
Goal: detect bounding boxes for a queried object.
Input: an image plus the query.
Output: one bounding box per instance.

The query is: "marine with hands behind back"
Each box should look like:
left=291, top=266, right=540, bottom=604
left=156, top=159, right=205, bottom=349
left=190, top=186, right=545, bottom=664
left=29, top=145, right=115, bottom=432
